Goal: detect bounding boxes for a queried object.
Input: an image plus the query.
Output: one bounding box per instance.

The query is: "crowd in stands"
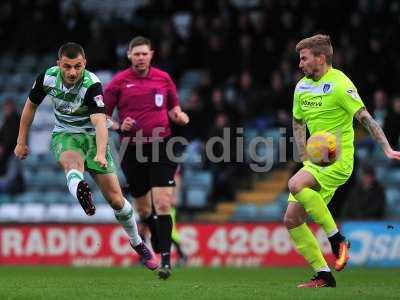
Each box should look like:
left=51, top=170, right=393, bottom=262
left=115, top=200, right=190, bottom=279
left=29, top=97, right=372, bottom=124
left=1, top=0, right=400, bottom=219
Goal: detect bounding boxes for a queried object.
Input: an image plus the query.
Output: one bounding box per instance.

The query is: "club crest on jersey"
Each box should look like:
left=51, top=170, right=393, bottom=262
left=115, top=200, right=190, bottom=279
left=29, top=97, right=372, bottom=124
left=94, top=95, right=105, bottom=107
left=323, top=83, right=332, bottom=93
left=346, top=89, right=361, bottom=101
left=155, top=94, right=164, bottom=107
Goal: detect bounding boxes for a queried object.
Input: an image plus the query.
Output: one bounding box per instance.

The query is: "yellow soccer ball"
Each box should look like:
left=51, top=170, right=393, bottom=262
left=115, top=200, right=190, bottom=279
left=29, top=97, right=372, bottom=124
left=306, top=131, right=337, bottom=166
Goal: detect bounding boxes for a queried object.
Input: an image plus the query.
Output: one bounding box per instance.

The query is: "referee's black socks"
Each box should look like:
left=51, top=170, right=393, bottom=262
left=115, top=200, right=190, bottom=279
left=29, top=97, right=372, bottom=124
left=157, top=214, right=173, bottom=268
left=143, top=214, right=161, bottom=253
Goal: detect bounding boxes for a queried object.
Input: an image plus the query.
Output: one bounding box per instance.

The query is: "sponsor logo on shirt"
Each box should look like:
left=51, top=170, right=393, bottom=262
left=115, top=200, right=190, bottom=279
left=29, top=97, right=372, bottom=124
left=301, top=96, right=322, bottom=108
left=57, top=102, right=74, bottom=113
left=155, top=94, right=164, bottom=107
left=346, top=89, right=361, bottom=101
left=94, top=95, right=105, bottom=107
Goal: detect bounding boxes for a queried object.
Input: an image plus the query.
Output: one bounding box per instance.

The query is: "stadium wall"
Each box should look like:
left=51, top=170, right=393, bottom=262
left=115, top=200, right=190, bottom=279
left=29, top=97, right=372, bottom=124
left=0, top=222, right=398, bottom=267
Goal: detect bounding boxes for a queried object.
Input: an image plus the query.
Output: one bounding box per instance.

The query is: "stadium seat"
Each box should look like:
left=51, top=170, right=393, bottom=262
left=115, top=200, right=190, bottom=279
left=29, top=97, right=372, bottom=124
left=20, top=203, right=46, bottom=222
left=46, top=204, right=70, bottom=222
left=232, top=204, right=258, bottom=220
left=0, top=203, right=21, bottom=222
left=68, top=204, right=89, bottom=222
left=0, top=194, right=12, bottom=204
left=258, top=202, right=283, bottom=221
left=385, top=188, right=400, bottom=207
left=14, top=192, right=43, bottom=203
left=86, top=204, right=116, bottom=223
left=186, top=188, right=209, bottom=207
left=182, top=140, right=204, bottom=168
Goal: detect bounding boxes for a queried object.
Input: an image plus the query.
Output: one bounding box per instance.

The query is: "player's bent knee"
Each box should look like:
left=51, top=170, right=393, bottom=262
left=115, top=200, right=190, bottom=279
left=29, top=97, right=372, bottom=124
left=59, top=152, right=84, bottom=171
left=136, top=205, right=152, bottom=218
left=154, top=194, right=173, bottom=214
left=288, top=178, right=303, bottom=195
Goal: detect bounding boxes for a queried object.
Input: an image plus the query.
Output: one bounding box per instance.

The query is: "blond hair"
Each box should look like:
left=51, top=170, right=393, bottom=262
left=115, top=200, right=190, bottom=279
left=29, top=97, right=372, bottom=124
left=296, top=34, right=333, bottom=65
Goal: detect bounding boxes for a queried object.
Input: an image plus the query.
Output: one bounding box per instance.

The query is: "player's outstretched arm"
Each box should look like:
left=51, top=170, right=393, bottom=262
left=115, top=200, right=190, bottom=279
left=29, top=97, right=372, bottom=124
left=90, top=113, right=108, bottom=168
left=355, top=107, right=400, bottom=160
left=14, top=99, right=38, bottom=160
left=292, top=117, right=307, bottom=162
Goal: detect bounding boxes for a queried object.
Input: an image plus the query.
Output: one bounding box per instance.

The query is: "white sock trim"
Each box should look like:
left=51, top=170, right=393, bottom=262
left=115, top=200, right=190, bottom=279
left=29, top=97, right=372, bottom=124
left=114, top=198, right=142, bottom=246
left=66, top=169, right=84, bottom=200
left=317, top=266, right=331, bottom=273
left=327, top=228, right=339, bottom=238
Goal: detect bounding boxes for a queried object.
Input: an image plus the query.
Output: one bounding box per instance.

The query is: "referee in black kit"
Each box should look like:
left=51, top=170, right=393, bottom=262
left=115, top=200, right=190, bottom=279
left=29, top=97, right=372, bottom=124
left=104, top=36, right=189, bottom=279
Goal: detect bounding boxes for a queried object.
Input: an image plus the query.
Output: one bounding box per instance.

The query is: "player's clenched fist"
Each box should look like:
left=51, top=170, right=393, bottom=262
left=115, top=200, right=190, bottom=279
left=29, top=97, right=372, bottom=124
left=120, top=117, right=136, bottom=132
left=14, top=144, right=29, bottom=160
left=94, top=154, right=108, bottom=168
left=173, top=111, right=190, bottom=126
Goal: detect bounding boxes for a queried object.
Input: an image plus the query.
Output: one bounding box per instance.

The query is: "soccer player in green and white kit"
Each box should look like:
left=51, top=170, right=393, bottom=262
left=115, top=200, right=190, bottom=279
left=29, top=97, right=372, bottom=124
left=14, top=42, right=158, bottom=270
left=284, top=34, right=400, bottom=288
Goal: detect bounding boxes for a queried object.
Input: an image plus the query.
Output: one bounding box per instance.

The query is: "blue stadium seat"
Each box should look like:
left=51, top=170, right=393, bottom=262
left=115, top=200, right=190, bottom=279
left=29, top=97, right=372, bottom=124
left=14, top=192, right=43, bottom=203
left=0, top=203, right=21, bottom=222
left=384, top=169, right=400, bottom=187
left=258, top=202, right=283, bottom=221
left=232, top=204, right=258, bottom=220
left=20, top=203, right=46, bottom=222
left=182, top=140, right=204, bottom=169
left=46, top=204, right=70, bottom=222
left=182, top=169, right=213, bottom=207
left=0, top=194, right=12, bottom=204
left=186, top=188, right=209, bottom=207
left=385, top=188, right=400, bottom=208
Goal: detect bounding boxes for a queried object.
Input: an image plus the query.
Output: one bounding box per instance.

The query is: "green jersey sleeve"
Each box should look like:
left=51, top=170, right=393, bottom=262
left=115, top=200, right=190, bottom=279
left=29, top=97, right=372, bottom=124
left=336, top=81, right=365, bottom=116
left=292, top=90, right=303, bottom=120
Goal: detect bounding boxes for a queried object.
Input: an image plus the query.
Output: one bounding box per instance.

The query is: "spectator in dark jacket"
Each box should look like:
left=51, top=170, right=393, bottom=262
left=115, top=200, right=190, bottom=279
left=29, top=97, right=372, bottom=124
left=342, top=166, right=385, bottom=219
left=0, top=99, right=24, bottom=194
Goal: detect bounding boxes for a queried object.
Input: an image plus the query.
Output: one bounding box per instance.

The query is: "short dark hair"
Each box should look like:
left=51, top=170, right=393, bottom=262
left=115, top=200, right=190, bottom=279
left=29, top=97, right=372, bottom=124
left=128, top=36, right=152, bottom=51
left=58, top=42, right=85, bottom=59
left=296, top=34, right=333, bottom=65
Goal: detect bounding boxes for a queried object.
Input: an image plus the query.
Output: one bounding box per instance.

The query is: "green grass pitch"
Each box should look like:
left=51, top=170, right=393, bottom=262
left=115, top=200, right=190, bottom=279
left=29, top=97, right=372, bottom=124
left=0, top=266, right=399, bottom=300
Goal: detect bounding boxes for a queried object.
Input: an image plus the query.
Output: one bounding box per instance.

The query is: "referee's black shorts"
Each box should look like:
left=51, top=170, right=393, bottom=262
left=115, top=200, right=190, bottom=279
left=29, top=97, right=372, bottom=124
left=120, top=139, right=178, bottom=198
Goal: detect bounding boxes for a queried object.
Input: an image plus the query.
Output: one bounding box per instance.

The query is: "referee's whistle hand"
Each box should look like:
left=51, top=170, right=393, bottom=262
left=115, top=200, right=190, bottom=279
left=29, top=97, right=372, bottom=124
left=94, top=155, right=108, bottom=168
left=121, top=117, right=136, bottom=132
left=173, top=111, right=190, bottom=126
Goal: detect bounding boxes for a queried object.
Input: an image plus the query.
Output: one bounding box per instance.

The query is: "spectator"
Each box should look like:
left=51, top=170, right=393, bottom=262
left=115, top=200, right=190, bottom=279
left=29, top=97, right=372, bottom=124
left=372, top=89, right=388, bottom=128
left=0, top=99, right=23, bottom=194
left=0, top=99, right=20, bottom=163
left=342, top=166, right=385, bottom=219
left=384, top=97, right=400, bottom=149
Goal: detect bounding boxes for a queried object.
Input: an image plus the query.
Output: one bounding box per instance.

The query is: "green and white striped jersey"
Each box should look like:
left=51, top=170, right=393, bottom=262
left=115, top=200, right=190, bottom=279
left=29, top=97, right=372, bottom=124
left=29, top=66, right=105, bottom=134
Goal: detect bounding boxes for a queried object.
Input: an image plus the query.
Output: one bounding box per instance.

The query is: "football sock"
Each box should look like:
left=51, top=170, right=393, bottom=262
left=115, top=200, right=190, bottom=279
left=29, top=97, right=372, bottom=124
left=114, top=198, right=142, bottom=246
left=172, top=238, right=185, bottom=259
left=143, top=214, right=161, bottom=253
left=293, top=188, right=337, bottom=235
left=171, top=207, right=181, bottom=243
left=66, top=169, right=84, bottom=200
left=289, top=223, right=329, bottom=271
left=157, top=214, right=173, bottom=267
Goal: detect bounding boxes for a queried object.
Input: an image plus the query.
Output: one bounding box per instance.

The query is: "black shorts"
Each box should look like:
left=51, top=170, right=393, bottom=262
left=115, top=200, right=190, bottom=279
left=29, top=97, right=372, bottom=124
left=121, top=140, right=178, bottom=198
